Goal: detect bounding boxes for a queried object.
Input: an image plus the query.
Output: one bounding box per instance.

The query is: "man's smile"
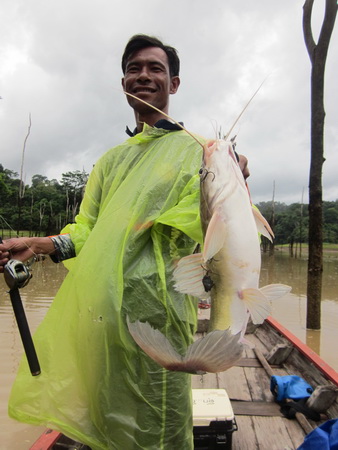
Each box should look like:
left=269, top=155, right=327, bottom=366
left=132, top=87, right=156, bottom=94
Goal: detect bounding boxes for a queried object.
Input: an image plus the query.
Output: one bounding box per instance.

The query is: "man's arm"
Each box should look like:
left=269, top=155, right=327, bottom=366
left=49, top=234, right=75, bottom=262
left=0, top=237, right=56, bottom=273
left=0, top=233, right=77, bottom=272
left=238, top=154, right=250, bottom=180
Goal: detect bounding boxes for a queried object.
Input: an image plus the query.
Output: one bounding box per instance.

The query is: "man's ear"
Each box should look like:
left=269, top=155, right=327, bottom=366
left=170, top=76, right=180, bottom=95
left=121, top=78, right=125, bottom=90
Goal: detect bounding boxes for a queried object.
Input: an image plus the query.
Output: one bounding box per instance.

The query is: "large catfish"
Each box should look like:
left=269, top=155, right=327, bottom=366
left=128, top=136, right=291, bottom=374
left=174, top=139, right=291, bottom=335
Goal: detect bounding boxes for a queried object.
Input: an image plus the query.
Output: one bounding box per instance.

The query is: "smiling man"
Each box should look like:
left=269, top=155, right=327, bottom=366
left=2, top=35, right=251, bottom=449
left=2, top=35, right=206, bottom=449
left=122, top=43, right=180, bottom=131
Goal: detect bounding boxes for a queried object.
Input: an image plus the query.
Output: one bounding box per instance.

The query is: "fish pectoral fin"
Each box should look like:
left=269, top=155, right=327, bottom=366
left=252, top=206, right=274, bottom=242
left=203, top=210, right=227, bottom=261
left=127, top=319, right=243, bottom=374
left=241, top=288, right=271, bottom=324
left=173, top=253, right=209, bottom=299
left=260, top=284, right=292, bottom=300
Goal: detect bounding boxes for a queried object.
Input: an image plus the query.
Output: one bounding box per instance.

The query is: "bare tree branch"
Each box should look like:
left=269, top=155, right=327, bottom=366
left=19, top=113, right=32, bottom=199
left=303, top=0, right=338, bottom=64
left=303, top=0, right=316, bottom=62
left=317, top=0, right=338, bottom=58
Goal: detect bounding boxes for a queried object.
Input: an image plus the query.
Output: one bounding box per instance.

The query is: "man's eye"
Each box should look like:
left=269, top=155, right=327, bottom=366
left=127, top=66, right=138, bottom=73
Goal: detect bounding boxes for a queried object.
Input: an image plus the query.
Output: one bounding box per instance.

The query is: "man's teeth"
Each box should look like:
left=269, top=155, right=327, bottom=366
left=135, top=89, right=154, bottom=93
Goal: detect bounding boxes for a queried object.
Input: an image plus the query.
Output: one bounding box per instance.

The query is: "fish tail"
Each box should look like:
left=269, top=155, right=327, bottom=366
left=127, top=317, right=243, bottom=374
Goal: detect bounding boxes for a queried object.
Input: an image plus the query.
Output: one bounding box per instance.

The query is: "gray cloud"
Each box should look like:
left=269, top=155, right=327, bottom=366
left=1, top=0, right=337, bottom=205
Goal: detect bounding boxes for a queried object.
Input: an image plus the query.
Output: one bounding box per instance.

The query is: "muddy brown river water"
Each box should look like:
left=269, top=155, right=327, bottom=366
left=1, top=250, right=337, bottom=449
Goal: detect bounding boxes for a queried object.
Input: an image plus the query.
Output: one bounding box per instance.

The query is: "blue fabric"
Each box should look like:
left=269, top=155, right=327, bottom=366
left=270, top=375, right=313, bottom=402
left=297, top=419, right=338, bottom=449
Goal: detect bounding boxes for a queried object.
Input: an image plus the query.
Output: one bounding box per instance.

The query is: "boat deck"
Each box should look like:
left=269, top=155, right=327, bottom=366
left=31, top=316, right=338, bottom=450
left=192, top=330, right=306, bottom=449
left=192, top=314, right=338, bottom=450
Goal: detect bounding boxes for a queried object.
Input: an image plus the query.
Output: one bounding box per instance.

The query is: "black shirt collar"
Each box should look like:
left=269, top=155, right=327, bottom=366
left=125, top=119, right=184, bottom=137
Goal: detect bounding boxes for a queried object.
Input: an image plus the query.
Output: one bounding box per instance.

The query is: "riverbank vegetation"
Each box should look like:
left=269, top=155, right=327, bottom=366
left=0, top=164, right=88, bottom=237
left=256, top=201, right=338, bottom=247
left=1, top=164, right=337, bottom=244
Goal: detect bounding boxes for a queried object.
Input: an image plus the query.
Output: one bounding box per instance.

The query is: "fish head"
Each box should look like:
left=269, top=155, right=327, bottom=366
left=199, top=139, right=246, bottom=204
left=202, top=139, right=237, bottom=165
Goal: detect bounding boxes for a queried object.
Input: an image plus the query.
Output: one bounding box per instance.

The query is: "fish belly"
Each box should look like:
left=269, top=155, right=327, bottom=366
left=207, top=197, right=261, bottom=333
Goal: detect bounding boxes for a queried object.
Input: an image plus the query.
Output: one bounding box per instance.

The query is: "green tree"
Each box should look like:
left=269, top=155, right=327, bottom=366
left=60, top=170, right=88, bottom=223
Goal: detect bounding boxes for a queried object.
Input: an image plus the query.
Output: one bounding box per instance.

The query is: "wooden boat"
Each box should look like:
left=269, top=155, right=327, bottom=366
left=30, top=316, right=338, bottom=450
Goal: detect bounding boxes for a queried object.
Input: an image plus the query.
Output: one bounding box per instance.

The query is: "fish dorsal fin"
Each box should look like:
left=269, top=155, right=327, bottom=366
left=203, top=211, right=227, bottom=261
left=252, top=206, right=274, bottom=242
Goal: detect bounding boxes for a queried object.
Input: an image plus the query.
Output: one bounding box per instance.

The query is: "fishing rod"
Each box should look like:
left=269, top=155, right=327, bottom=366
left=0, top=237, right=41, bottom=376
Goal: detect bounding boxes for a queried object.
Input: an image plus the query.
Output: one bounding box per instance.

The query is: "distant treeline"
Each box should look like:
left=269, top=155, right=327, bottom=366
left=256, top=200, right=338, bottom=245
left=0, top=164, right=88, bottom=237
left=1, top=164, right=337, bottom=243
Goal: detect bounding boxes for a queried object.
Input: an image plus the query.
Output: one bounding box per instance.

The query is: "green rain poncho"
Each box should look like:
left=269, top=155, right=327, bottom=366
left=9, top=124, right=204, bottom=449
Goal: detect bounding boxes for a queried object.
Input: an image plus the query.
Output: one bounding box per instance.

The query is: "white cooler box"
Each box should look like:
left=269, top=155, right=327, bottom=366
left=192, top=389, right=237, bottom=449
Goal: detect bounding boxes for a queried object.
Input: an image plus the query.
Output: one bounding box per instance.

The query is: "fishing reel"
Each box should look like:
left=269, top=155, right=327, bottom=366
left=4, top=259, right=32, bottom=290
left=0, top=240, right=40, bottom=376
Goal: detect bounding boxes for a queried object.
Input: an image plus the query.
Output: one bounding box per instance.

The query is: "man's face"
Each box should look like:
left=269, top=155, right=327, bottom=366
left=121, top=46, right=180, bottom=116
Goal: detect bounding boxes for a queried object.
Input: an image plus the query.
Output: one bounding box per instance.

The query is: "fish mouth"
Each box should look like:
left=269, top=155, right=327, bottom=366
left=202, top=140, right=217, bottom=165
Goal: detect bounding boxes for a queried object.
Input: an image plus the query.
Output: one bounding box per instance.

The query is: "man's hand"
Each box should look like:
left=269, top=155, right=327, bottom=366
left=0, top=237, right=55, bottom=273
left=0, top=238, right=36, bottom=273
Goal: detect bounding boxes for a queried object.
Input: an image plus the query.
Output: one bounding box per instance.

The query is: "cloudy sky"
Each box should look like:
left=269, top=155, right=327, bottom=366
left=1, top=0, right=337, bottom=205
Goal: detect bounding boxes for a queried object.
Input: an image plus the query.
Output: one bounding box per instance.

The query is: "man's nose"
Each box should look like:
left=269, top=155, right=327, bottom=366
left=137, top=67, right=151, bottom=81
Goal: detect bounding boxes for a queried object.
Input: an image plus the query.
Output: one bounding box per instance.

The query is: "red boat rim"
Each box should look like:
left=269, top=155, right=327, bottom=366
left=266, top=316, right=338, bottom=386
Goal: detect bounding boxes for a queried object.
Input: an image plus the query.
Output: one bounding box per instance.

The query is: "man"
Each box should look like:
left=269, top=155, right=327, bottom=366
left=0, top=35, right=249, bottom=449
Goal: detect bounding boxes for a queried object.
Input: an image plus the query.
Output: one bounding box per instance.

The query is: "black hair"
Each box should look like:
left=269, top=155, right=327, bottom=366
left=121, top=34, right=180, bottom=77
